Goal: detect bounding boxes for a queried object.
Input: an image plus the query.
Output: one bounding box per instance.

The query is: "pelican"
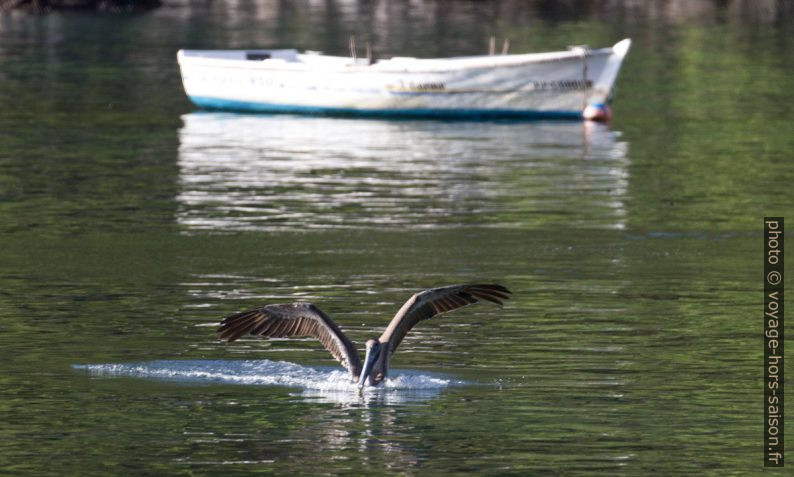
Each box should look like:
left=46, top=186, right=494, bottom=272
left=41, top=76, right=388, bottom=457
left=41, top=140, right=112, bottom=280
left=217, top=284, right=511, bottom=388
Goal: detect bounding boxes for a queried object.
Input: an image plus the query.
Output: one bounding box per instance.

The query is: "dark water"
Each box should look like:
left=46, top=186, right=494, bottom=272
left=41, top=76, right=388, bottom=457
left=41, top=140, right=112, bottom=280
left=1, top=1, right=792, bottom=475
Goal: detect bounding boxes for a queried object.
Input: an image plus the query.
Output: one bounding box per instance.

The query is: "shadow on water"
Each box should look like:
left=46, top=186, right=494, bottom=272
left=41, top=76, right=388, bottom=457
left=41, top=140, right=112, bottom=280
left=176, top=113, right=630, bottom=232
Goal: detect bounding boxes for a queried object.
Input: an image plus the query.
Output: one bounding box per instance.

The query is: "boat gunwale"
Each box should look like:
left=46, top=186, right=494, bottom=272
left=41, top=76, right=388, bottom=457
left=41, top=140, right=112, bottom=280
left=177, top=47, right=615, bottom=75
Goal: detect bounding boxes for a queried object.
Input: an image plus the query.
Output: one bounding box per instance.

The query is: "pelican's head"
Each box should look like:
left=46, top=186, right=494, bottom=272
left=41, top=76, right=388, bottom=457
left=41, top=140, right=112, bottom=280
left=357, top=339, right=382, bottom=389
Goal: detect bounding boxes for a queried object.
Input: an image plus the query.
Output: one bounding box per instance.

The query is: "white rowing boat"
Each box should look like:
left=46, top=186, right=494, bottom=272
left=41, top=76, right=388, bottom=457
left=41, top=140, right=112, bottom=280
left=177, top=39, right=631, bottom=120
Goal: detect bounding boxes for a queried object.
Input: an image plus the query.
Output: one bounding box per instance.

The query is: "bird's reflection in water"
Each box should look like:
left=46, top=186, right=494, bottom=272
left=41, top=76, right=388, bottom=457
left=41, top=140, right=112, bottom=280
left=74, top=359, right=442, bottom=472
left=283, top=393, right=423, bottom=472
left=298, top=381, right=449, bottom=405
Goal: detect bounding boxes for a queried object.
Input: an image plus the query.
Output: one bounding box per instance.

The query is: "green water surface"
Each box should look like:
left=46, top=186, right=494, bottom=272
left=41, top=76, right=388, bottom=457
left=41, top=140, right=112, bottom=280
left=0, top=2, right=792, bottom=475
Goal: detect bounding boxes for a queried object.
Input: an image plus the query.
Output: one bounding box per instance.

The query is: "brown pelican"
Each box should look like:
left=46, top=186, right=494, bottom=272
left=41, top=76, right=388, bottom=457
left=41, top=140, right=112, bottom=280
left=217, top=284, right=511, bottom=388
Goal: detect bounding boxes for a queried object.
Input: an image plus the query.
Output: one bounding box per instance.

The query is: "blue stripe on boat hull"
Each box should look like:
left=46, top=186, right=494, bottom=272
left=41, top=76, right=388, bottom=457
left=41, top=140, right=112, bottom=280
left=188, top=96, right=584, bottom=120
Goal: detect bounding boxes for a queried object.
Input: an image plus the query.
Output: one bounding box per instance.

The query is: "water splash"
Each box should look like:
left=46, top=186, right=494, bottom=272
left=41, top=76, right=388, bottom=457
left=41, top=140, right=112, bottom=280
left=73, top=359, right=456, bottom=404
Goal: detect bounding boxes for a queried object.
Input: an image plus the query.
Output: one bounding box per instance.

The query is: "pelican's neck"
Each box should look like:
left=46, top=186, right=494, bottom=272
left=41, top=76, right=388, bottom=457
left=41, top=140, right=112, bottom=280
left=371, top=339, right=390, bottom=384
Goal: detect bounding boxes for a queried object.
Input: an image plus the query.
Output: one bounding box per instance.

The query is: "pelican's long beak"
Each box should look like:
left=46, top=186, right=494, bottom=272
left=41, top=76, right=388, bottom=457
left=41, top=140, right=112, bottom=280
left=357, top=345, right=378, bottom=389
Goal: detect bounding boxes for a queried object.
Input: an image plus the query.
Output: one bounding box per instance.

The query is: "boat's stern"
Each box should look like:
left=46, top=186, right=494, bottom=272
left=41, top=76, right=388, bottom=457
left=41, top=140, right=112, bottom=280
left=176, top=49, right=194, bottom=103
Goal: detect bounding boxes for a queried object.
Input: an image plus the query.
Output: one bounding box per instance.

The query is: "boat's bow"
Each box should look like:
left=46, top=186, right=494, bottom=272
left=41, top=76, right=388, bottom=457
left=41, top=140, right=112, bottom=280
left=583, top=38, right=632, bottom=120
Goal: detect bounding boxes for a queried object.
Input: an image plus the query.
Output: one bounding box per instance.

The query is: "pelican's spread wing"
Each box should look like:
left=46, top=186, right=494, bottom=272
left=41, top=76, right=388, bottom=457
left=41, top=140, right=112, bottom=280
left=217, top=303, right=362, bottom=377
left=379, top=284, right=511, bottom=354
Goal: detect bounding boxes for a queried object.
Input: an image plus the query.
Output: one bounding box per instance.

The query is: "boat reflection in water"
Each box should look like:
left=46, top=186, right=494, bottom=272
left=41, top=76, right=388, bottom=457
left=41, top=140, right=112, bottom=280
left=176, top=112, right=629, bottom=232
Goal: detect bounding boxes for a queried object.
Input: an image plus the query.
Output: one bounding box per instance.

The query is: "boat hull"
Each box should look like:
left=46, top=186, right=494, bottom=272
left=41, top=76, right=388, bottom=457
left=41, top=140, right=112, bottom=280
left=186, top=96, right=586, bottom=119
left=177, top=40, right=631, bottom=119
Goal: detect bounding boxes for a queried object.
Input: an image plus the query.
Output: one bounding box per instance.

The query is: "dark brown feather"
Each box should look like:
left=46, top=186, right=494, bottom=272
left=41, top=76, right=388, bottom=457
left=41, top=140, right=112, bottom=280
left=216, top=303, right=362, bottom=377
left=379, top=284, right=511, bottom=354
